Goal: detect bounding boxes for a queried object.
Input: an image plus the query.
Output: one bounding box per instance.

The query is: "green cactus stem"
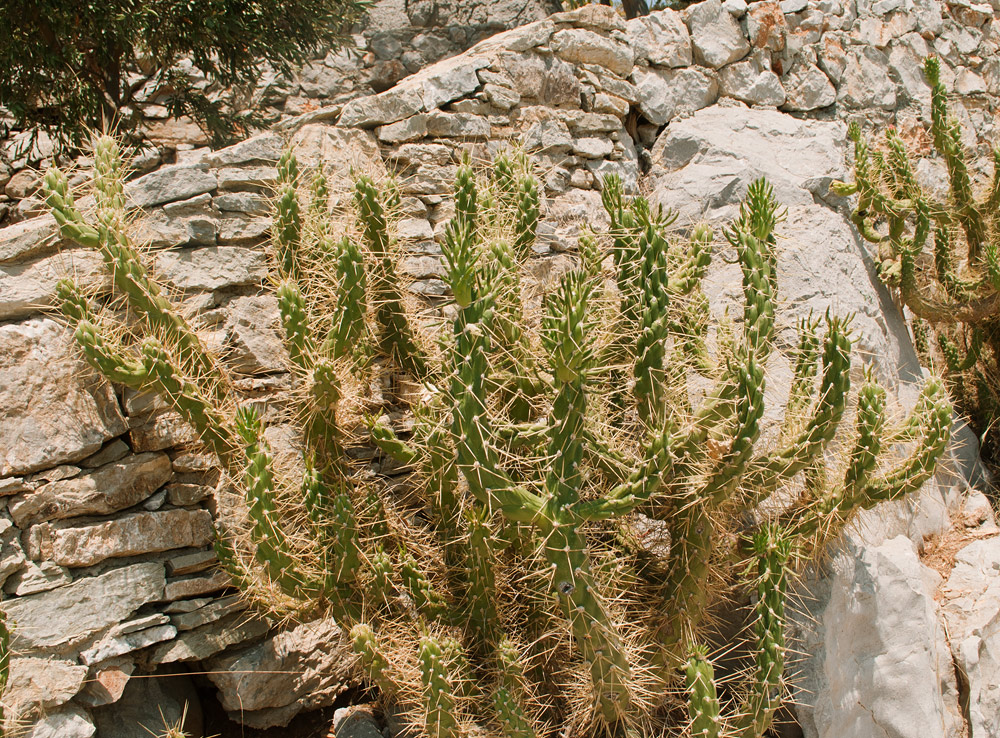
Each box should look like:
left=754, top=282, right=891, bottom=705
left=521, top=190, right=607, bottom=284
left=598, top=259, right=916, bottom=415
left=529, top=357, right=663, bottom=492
left=685, top=646, right=721, bottom=738
left=734, top=525, right=792, bottom=738
left=352, top=623, right=398, bottom=697
left=419, top=635, right=462, bottom=738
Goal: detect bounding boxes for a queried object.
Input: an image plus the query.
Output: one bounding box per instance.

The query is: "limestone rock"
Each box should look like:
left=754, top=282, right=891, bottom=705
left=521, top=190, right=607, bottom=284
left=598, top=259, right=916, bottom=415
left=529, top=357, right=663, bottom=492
left=203, top=132, right=284, bottom=167
left=495, top=52, right=581, bottom=108
left=125, top=165, right=217, bottom=209
left=3, top=562, right=164, bottom=651
left=150, top=612, right=269, bottom=664
left=0, top=249, right=108, bottom=321
left=746, top=1, right=788, bottom=50
left=627, top=11, right=692, bottom=67
left=24, top=704, right=96, bottom=738
left=377, top=114, right=429, bottom=143
left=3, top=560, right=71, bottom=596
left=6, top=657, right=88, bottom=712
left=334, top=705, right=383, bottom=738
left=77, top=659, right=134, bottom=708
left=80, top=623, right=178, bottom=665
left=289, top=126, right=386, bottom=195
left=838, top=45, right=898, bottom=110
left=781, top=60, right=837, bottom=111
left=940, top=537, right=1000, bottom=738
left=550, top=3, right=626, bottom=32
left=632, top=66, right=719, bottom=125
left=718, top=57, right=786, bottom=106
left=0, top=319, right=126, bottom=477
left=684, top=0, right=751, bottom=68
left=29, top=508, right=214, bottom=568
left=206, top=617, right=355, bottom=728
left=551, top=29, right=635, bottom=77
left=791, top=537, right=963, bottom=738
left=339, top=87, right=424, bottom=128
left=425, top=111, right=491, bottom=138
left=222, top=295, right=287, bottom=374
left=416, top=55, right=489, bottom=110
left=154, top=246, right=267, bottom=292
left=9, top=452, right=172, bottom=527
left=0, top=214, right=62, bottom=264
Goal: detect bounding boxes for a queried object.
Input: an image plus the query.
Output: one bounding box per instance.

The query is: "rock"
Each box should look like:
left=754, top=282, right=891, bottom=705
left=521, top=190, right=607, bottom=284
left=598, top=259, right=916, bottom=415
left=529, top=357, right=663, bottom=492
left=551, top=29, right=635, bottom=77
left=632, top=66, right=720, bottom=125
left=627, top=10, right=692, bottom=67
left=425, top=111, right=491, bottom=138
left=495, top=51, right=581, bottom=108
left=550, top=3, right=626, bottom=32
left=80, top=439, right=130, bottom=468
left=416, top=55, right=489, bottom=110
left=338, top=87, right=424, bottom=128
left=0, top=517, right=26, bottom=589
left=129, top=411, right=199, bottom=453
left=838, top=45, right=898, bottom=110
left=746, top=1, right=788, bottom=50
left=9, top=451, right=171, bottom=527
left=573, top=137, right=615, bottom=159
left=0, top=214, right=62, bottom=264
left=3, top=560, right=71, bottom=596
left=150, top=612, right=269, bottom=664
left=216, top=166, right=278, bottom=191
left=3, top=562, right=164, bottom=651
left=203, top=132, right=284, bottom=168
left=334, top=705, right=383, bottom=738
left=163, top=570, right=231, bottom=600
left=289, top=126, right=386, bottom=195
left=214, top=192, right=270, bottom=216
left=92, top=670, right=204, bottom=738
left=791, top=537, right=963, bottom=738
left=377, top=114, right=429, bottom=143
left=955, top=68, right=988, bottom=95
left=24, top=704, right=96, bottom=738
left=0, top=319, right=126, bottom=477
left=0, top=248, right=107, bottom=321
left=78, top=658, right=135, bottom=707
left=153, top=246, right=268, bottom=292
left=520, top=117, right=574, bottom=154
left=206, top=617, right=355, bottom=728
left=79, top=623, right=177, bottom=665
left=222, top=295, right=286, bottom=374
left=684, top=0, right=751, bottom=68
left=5, top=170, right=41, bottom=200
left=125, top=166, right=217, bottom=209
left=217, top=214, right=270, bottom=244
left=169, top=594, right=244, bottom=631
left=940, top=537, right=1000, bottom=738
left=718, top=57, right=786, bottom=106
left=29, top=508, right=214, bottom=568
left=166, top=549, right=217, bottom=576
left=165, top=483, right=212, bottom=507
left=143, top=117, right=208, bottom=148
left=6, top=657, right=88, bottom=712
left=781, top=60, right=837, bottom=111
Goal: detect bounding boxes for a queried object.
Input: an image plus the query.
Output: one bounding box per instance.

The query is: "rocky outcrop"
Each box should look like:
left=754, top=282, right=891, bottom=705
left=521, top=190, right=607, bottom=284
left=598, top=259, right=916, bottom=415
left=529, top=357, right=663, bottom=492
left=0, top=0, right=998, bottom=733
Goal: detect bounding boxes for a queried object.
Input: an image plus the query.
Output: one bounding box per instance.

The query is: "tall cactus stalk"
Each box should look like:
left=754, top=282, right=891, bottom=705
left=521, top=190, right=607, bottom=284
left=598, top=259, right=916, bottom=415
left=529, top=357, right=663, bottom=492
left=835, top=55, right=998, bottom=462
left=44, top=137, right=953, bottom=738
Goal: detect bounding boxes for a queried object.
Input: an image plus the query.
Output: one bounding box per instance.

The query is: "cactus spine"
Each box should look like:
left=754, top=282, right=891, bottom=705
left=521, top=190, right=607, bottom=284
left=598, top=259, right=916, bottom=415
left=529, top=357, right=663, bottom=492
left=47, top=138, right=954, bottom=738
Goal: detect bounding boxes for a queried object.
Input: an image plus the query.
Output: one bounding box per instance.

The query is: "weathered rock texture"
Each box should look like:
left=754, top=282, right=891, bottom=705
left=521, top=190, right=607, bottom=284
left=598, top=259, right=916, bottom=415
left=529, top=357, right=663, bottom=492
left=0, top=0, right=998, bottom=734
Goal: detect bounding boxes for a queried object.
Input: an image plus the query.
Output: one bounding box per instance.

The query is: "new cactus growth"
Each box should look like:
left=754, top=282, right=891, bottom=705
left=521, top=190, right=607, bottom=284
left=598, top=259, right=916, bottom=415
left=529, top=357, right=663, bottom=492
left=835, top=55, right=999, bottom=462
left=47, top=137, right=953, bottom=738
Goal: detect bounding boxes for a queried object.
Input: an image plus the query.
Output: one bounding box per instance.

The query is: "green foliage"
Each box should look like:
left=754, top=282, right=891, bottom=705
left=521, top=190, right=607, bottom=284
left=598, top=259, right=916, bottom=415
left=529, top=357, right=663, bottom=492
left=48, top=137, right=953, bottom=738
left=837, top=55, right=1000, bottom=466
left=0, top=0, right=369, bottom=149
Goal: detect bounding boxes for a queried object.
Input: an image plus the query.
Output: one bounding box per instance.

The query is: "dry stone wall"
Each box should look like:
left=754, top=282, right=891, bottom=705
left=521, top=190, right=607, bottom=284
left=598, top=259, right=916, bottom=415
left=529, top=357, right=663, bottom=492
left=0, top=0, right=999, bottom=735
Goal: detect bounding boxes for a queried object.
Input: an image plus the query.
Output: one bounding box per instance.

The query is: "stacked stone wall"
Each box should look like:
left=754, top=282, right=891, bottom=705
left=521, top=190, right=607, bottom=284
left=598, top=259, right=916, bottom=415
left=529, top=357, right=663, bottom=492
left=0, top=0, right=999, bottom=735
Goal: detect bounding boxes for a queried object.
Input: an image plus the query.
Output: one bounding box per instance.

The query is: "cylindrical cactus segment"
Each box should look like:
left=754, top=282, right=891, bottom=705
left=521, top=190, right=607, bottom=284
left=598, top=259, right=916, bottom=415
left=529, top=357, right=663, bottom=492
left=277, top=281, right=315, bottom=371
left=401, top=552, right=448, bottom=621
left=747, top=316, right=851, bottom=500
left=443, top=217, right=480, bottom=309
left=669, top=223, right=713, bottom=296
left=233, top=405, right=307, bottom=596
left=419, top=635, right=462, bottom=738
left=685, top=645, right=721, bottom=738
left=464, top=505, right=500, bottom=646
left=93, top=136, right=127, bottom=211
left=354, top=175, right=429, bottom=379
left=735, top=524, right=792, bottom=738
left=454, top=157, right=478, bottom=238
left=325, top=235, right=368, bottom=361
left=513, top=175, right=539, bottom=259
left=141, top=338, right=232, bottom=463
left=72, top=319, right=149, bottom=388
left=43, top=168, right=101, bottom=249
left=352, top=623, right=397, bottom=697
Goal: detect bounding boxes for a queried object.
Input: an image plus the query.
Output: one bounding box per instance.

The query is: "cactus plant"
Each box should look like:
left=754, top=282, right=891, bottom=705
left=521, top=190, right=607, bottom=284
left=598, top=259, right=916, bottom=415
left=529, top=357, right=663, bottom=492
left=46, top=137, right=953, bottom=738
left=834, top=55, right=999, bottom=465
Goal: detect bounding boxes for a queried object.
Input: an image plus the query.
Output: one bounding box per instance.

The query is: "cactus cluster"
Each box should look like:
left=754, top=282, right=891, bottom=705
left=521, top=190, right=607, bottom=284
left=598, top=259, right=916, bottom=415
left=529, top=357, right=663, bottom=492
left=46, top=137, right=952, bottom=738
left=835, top=56, right=1000, bottom=463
